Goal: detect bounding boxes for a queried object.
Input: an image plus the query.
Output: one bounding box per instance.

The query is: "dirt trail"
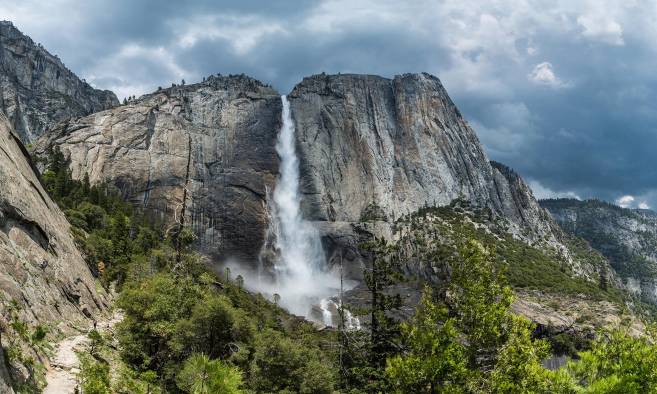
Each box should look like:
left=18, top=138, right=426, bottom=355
left=43, top=312, right=121, bottom=394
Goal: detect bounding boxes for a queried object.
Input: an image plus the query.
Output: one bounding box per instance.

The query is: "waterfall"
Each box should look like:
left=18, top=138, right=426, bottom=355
left=267, top=95, right=339, bottom=318
left=233, top=95, right=359, bottom=328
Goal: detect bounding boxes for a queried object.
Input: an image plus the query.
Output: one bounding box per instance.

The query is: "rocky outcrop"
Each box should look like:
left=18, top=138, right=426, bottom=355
left=35, top=75, right=281, bottom=264
left=288, top=73, right=559, bottom=272
left=541, top=198, right=657, bottom=304
left=0, top=113, right=107, bottom=330
left=0, top=21, right=118, bottom=142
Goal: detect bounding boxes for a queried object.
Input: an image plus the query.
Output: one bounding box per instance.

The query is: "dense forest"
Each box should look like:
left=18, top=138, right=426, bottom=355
left=9, top=148, right=656, bottom=393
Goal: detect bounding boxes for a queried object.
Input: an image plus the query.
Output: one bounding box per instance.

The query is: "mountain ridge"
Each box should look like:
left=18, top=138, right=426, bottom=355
left=31, top=71, right=623, bottom=302
left=0, top=21, right=119, bottom=142
left=541, top=197, right=657, bottom=304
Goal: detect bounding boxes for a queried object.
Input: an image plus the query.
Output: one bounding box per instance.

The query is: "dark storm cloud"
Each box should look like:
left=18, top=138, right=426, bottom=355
left=3, top=0, right=657, bottom=208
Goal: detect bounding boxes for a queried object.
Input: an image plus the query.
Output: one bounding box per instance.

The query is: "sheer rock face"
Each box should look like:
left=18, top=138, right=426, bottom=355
left=542, top=199, right=657, bottom=304
left=35, top=72, right=572, bottom=280
left=35, top=76, right=282, bottom=264
left=0, top=114, right=107, bottom=332
left=288, top=73, right=557, bottom=273
left=0, top=21, right=118, bottom=142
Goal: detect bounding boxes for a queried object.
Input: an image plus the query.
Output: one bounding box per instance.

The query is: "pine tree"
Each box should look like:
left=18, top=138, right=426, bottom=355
left=386, top=287, right=468, bottom=393
left=341, top=237, right=403, bottom=392
left=364, top=238, right=402, bottom=367
left=176, top=353, right=242, bottom=394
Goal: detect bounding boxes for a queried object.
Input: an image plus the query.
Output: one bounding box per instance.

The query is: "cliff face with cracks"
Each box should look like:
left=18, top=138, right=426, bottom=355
left=0, top=21, right=118, bottom=142
left=35, top=72, right=609, bottom=288
left=287, top=73, right=562, bottom=276
left=0, top=113, right=107, bottom=331
left=35, top=75, right=282, bottom=265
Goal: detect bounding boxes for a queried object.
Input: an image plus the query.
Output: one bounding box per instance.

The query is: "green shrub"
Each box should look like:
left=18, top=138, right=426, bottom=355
left=79, top=355, right=111, bottom=394
left=176, top=353, right=243, bottom=394
left=249, top=329, right=335, bottom=394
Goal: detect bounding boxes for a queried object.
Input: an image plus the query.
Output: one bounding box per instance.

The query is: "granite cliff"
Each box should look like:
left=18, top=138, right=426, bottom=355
left=36, top=75, right=282, bottom=264
left=542, top=198, right=657, bottom=304
left=0, top=113, right=108, bottom=391
left=0, top=114, right=106, bottom=323
left=288, top=73, right=548, bottom=231
left=0, top=21, right=118, bottom=142
left=34, top=72, right=608, bottom=287
left=288, top=73, right=589, bottom=278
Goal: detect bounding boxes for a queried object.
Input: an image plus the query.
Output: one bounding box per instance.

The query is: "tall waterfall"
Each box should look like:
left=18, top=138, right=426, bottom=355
left=268, top=95, right=338, bottom=318
left=227, top=95, right=359, bottom=328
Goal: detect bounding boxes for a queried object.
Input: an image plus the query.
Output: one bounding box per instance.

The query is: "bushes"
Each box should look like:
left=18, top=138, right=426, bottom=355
left=567, top=329, right=657, bottom=392
left=176, top=353, right=243, bottom=394
left=116, top=271, right=336, bottom=393
left=116, top=274, right=204, bottom=373
left=171, top=293, right=255, bottom=361
left=78, top=354, right=111, bottom=394
left=249, top=329, right=335, bottom=394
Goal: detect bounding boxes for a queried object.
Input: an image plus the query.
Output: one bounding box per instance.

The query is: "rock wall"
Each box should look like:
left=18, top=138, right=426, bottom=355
left=289, top=74, right=552, bottom=233
left=35, top=75, right=281, bottom=264
left=35, top=72, right=606, bottom=285
left=0, top=344, right=12, bottom=394
left=0, top=21, right=118, bottom=142
left=288, top=73, right=558, bottom=272
left=0, top=113, right=107, bottom=331
left=542, top=198, right=657, bottom=304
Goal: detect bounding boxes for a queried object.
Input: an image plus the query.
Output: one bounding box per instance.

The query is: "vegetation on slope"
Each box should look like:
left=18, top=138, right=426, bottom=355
left=31, top=147, right=338, bottom=393
left=394, top=202, right=623, bottom=303
left=386, top=239, right=657, bottom=393
left=541, top=198, right=657, bottom=284
left=5, top=148, right=654, bottom=393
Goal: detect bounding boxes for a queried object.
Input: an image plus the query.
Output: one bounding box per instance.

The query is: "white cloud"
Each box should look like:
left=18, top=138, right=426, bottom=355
left=86, top=44, right=188, bottom=100
left=616, top=195, right=651, bottom=210
left=528, top=180, right=580, bottom=200
left=172, top=15, right=286, bottom=55
left=577, top=14, right=624, bottom=46
left=529, top=62, right=569, bottom=88
left=617, top=195, right=635, bottom=207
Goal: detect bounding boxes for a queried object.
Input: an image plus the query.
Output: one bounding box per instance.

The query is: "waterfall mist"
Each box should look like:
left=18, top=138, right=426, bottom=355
left=228, top=95, right=358, bottom=327
left=266, top=95, right=341, bottom=318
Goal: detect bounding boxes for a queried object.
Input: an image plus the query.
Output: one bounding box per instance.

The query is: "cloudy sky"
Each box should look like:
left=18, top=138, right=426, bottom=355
left=3, top=0, right=657, bottom=208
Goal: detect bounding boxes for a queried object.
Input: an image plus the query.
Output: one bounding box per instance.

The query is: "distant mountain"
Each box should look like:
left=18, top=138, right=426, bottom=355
left=0, top=21, right=118, bottom=142
left=541, top=198, right=657, bottom=304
